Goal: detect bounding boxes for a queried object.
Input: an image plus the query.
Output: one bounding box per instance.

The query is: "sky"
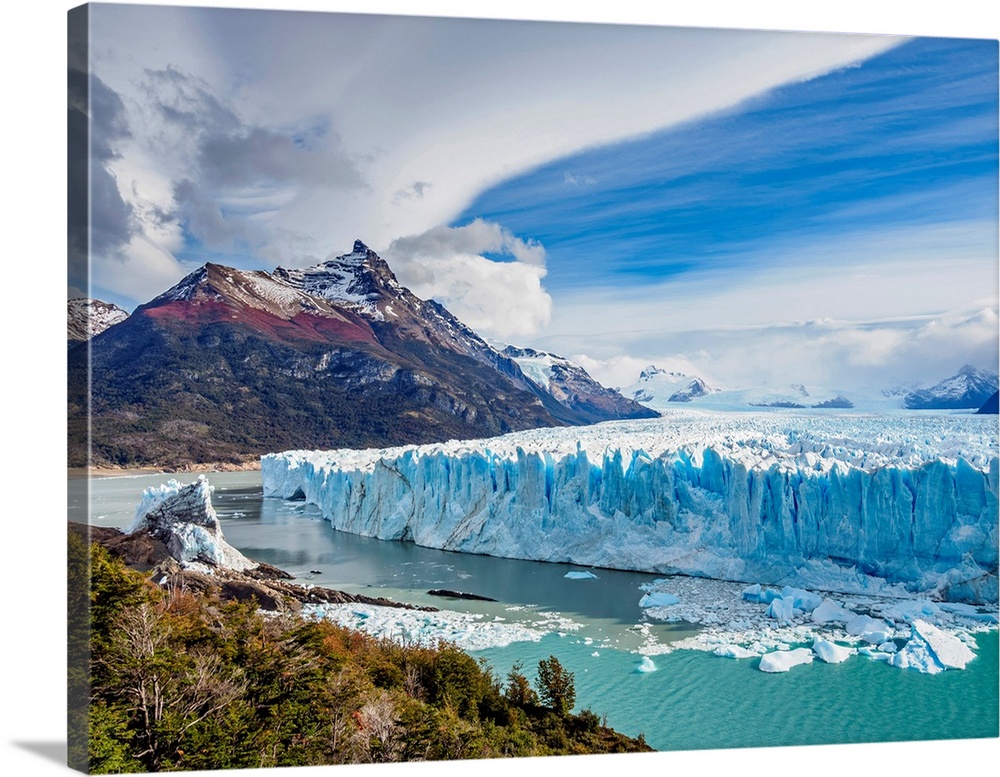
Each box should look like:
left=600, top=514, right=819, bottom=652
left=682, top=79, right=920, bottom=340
left=74, top=2, right=999, bottom=393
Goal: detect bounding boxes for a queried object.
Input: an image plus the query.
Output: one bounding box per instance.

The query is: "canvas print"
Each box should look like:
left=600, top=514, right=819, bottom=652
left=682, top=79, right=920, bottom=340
left=68, top=2, right=999, bottom=774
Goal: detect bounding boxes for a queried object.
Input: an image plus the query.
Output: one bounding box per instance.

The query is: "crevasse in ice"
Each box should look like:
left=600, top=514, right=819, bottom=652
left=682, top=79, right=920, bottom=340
left=262, top=413, right=999, bottom=603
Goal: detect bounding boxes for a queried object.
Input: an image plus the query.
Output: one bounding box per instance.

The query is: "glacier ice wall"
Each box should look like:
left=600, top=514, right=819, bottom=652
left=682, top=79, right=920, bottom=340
left=262, top=415, right=999, bottom=603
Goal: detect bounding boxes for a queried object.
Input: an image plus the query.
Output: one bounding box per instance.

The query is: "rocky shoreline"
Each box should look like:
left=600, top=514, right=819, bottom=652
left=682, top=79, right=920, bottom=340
left=70, top=475, right=437, bottom=618
left=71, top=521, right=437, bottom=615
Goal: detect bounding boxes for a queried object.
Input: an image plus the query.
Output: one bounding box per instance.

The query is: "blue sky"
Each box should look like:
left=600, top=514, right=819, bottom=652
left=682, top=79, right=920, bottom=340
left=82, top=7, right=997, bottom=391
left=455, top=37, right=998, bottom=295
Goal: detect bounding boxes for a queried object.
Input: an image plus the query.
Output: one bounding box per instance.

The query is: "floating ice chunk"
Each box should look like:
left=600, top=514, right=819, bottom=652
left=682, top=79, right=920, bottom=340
left=846, top=614, right=891, bottom=637
left=639, top=592, right=680, bottom=607
left=759, top=648, right=814, bottom=673
left=879, top=600, right=942, bottom=625
left=812, top=639, right=854, bottom=664
left=811, top=598, right=855, bottom=624
left=892, top=619, right=976, bottom=674
left=591, top=651, right=600, bottom=657
left=565, top=570, right=598, bottom=579
left=878, top=641, right=898, bottom=654
left=636, top=656, right=657, bottom=673
left=861, top=629, right=893, bottom=645
left=780, top=586, right=823, bottom=612
left=939, top=603, right=999, bottom=624
left=304, top=603, right=545, bottom=650
left=765, top=597, right=795, bottom=624
left=714, top=645, right=758, bottom=659
left=742, top=584, right=780, bottom=603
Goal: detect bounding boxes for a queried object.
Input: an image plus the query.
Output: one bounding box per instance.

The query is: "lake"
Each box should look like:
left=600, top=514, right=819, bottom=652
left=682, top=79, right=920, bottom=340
left=77, top=470, right=999, bottom=751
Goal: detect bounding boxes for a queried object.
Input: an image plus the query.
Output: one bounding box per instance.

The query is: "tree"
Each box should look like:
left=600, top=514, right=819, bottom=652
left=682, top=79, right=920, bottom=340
left=504, top=661, right=538, bottom=707
left=535, top=656, right=575, bottom=715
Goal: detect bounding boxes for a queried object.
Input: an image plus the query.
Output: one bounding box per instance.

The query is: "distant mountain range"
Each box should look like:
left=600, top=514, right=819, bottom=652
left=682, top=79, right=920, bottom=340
left=903, top=365, right=999, bottom=410
left=620, top=364, right=998, bottom=412
left=69, top=241, right=654, bottom=468
left=502, top=346, right=656, bottom=424
left=619, top=365, right=720, bottom=406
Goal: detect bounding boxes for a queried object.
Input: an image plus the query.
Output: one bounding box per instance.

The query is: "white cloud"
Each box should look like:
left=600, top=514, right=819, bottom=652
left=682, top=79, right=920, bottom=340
left=86, top=5, right=904, bottom=306
left=384, top=221, right=552, bottom=339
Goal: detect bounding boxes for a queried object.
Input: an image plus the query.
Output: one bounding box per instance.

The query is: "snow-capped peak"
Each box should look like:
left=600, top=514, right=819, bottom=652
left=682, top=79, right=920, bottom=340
left=904, top=365, right=999, bottom=410
left=67, top=297, right=129, bottom=343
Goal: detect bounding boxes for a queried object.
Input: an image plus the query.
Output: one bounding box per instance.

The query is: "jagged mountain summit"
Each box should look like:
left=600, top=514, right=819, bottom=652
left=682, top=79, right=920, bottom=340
left=619, top=365, right=718, bottom=407
left=904, top=365, right=999, bottom=410
left=67, top=297, right=128, bottom=347
left=502, top=346, right=657, bottom=423
left=70, top=241, right=653, bottom=468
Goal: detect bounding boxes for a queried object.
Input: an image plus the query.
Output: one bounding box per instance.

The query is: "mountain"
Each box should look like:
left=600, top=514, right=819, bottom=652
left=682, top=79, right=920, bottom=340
left=67, top=298, right=128, bottom=347
left=70, top=241, right=649, bottom=468
left=666, top=378, right=714, bottom=403
left=502, top=346, right=658, bottom=423
left=977, top=391, right=999, bottom=415
left=618, top=365, right=717, bottom=408
left=903, top=365, right=999, bottom=410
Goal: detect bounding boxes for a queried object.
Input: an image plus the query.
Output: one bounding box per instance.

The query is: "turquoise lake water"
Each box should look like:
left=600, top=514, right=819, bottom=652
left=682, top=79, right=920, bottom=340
left=79, top=470, right=1000, bottom=752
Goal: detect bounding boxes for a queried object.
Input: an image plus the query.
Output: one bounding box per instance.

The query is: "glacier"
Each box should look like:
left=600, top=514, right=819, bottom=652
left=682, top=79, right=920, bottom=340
left=262, top=411, right=999, bottom=604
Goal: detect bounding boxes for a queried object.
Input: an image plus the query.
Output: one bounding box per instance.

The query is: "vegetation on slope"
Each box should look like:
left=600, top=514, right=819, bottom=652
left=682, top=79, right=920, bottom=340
left=75, top=537, right=651, bottom=773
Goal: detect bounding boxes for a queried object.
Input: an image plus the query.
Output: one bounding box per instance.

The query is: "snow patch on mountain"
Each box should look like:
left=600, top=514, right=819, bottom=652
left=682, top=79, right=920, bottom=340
left=67, top=298, right=129, bottom=343
left=275, top=240, right=392, bottom=321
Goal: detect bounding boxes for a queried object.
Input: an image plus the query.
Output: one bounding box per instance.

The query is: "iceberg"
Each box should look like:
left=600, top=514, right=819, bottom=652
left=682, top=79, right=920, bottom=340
left=713, top=645, right=758, bottom=659
left=639, top=592, right=680, bottom=608
left=128, top=476, right=256, bottom=572
left=812, top=639, right=854, bottom=664
left=765, top=597, right=796, bottom=625
left=759, top=648, right=814, bottom=673
left=262, top=413, right=999, bottom=603
left=565, top=570, right=598, bottom=579
left=636, top=656, right=657, bottom=673
left=891, top=619, right=976, bottom=674
left=811, top=598, right=855, bottom=624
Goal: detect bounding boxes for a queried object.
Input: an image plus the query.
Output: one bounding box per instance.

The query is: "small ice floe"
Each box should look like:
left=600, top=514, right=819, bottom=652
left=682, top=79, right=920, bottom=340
left=877, top=599, right=942, bottom=625
left=811, top=598, right=855, bottom=625
left=812, top=639, right=854, bottom=664
left=713, top=645, right=757, bottom=659
left=845, top=614, right=893, bottom=644
left=759, top=647, right=814, bottom=673
left=939, top=603, right=999, bottom=625
left=304, top=603, right=545, bottom=650
left=779, top=586, right=823, bottom=612
left=741, top=584, right=779, bottom=603
left=891, top=619, right=976, bottom=674
left=564, top=570, right=598, bottom=580
left=764, top=597, right=796, bottom=625
left=639, top=592, right=680, bottom=608
left=635, top=656, right=657, bottom=673
left=591, top=651, right=600, bottom=657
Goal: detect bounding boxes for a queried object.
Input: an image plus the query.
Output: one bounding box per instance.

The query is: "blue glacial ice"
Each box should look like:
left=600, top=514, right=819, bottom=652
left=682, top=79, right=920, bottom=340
left=262, top=412, right=998, bottom=603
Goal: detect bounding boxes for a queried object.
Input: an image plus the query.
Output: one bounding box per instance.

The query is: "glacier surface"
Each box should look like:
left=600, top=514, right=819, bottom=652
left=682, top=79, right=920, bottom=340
left=262, top=412, right=999, bottom=603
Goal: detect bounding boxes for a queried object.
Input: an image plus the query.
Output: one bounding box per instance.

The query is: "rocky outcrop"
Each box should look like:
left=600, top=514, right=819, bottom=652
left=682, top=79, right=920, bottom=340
left=72, top=475, right=436, bottom=615
left=127, top=476, right=257, bottom=572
